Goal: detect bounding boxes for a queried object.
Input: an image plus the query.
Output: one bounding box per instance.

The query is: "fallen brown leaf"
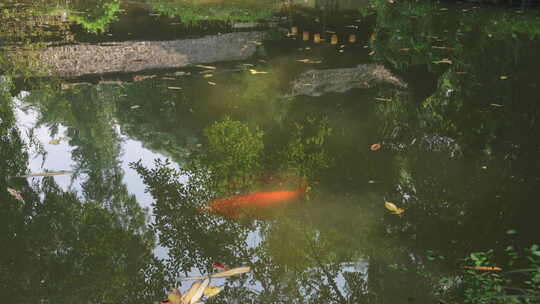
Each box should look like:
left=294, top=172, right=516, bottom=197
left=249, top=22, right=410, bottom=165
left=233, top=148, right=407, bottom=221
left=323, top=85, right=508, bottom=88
left=370, top=143, right=381, bottom=151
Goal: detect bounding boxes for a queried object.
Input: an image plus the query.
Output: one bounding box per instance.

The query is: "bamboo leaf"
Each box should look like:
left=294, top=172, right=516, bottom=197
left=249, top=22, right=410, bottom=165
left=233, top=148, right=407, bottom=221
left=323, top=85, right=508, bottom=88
left=167, top=288, right=182, bottom=304
left=203, top=286, right=222, bottom=298
left=195, top=65, right=216, bottom=70
left=249, top=69, right=268, bottom=75
left=182, top=280, right=203, bottom=304
left=182, top=266, right=251, bottom=281
left=463, top=266, right=502, bottom=271
left=189, top=278, right=209, bottom=304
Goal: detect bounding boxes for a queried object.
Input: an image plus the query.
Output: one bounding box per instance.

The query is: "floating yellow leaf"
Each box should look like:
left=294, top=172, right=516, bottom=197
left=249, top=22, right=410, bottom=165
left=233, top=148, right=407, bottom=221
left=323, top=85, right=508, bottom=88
left=168, top=87, right=182, bottom=90
left=432, top=46, right=454, bottom=51
left=296, top=59, right=321, bottom=64
left=375, top=97, right=392, bottom=102
left=313, top=33, right=321, bottom=43
left=133, top=74, right=157, bottom=82
left=370, top=32, right=377, bottom=41
left=369, top=50, right=375, bottom=56
left=208, top=82, right=217, bottom=86
left=463, top=266, right=502, bottom=271
left=302, top=31, right=310, bottom=41
left=202, top=74, right=213, bottom=78
left=399, top=48, right=411, bottom=51
left=433, top=58, right=452, bottom=64
left=384, top=201, right=405, bottom=215
left=195, top=64, right=216, bottom=70
left=182, top=266, right=251, bottom=281
left=17, top=170, right=73, bottom=178
left=291, top=26, right=298, bottom=35
left=249, top=69, right=268, bottom=75
left=167, top=288, right=182, bottom=304
left=500, top=75, right=508, bottom=80
left=203, top=286, right=222, bottom=298
left=349, top=34, right=357, bottom=43
left=49, top=139, right=61, bottom=145
left=208, top=266, right=251, bottom=279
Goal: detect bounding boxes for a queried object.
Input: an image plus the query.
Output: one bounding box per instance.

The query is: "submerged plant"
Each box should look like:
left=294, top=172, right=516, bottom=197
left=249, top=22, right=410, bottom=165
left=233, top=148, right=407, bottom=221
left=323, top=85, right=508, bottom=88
left=462, top=245, right=540, bottom=303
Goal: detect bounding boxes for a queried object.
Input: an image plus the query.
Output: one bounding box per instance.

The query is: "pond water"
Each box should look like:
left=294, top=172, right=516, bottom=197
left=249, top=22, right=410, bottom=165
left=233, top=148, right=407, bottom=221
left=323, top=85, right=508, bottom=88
left=1, top=0, right=540, bottom=303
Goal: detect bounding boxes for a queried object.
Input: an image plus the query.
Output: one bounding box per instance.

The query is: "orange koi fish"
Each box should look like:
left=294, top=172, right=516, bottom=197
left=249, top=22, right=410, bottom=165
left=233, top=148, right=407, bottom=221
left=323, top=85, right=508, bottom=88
left=204, top=184, right=307, bottom=218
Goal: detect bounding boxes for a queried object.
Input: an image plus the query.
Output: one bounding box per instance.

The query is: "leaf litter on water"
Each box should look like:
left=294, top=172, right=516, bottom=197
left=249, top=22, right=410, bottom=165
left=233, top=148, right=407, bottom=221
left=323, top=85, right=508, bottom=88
left=370, top=143, right=382, bottom=151
left=166, top=288, right=182, bottom=304
left=182, top=280, right=203, bottom=304
left=463, top=266, right=502, bottom=271
left=296, top=59, right=322, bottom=64
left=189, top=278, right=209, bottom=304
left=203, top=286, right=222, bottom=298
left=249, top=69, right=268, bottom=75
left=384, top=201, right=405, bottom=215
left=181, top=266, right=251, bottom=281
left=433, top=58, right=452, bottom=64
left=165, top=266, right=250, bottom=303
left=195, top=64, right=216, bottom=70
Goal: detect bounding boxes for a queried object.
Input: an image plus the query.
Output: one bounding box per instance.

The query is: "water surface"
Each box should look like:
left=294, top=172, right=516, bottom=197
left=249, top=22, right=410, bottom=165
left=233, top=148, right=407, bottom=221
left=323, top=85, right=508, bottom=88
left=1, top=0, right=540, bottom=303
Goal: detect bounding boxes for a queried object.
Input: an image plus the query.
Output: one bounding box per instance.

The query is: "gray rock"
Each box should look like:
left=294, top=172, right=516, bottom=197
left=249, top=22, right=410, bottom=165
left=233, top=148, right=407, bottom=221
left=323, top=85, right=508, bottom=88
left=36, top=31, right=266, bottom=77
left=291, top=64, right=407, bottom=97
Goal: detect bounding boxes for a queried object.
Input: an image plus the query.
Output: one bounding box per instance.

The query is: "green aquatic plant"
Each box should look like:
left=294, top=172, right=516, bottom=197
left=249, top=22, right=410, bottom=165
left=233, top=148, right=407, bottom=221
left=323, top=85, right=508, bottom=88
left=67, top=0, right=121, bottom=33
left=148, top=0, right=278, bottom=25
left=200, top=117, right=265, bottom=192
left=278, top=116, right=333, bottom=181
left=462, top=245, right=540, bottom=303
